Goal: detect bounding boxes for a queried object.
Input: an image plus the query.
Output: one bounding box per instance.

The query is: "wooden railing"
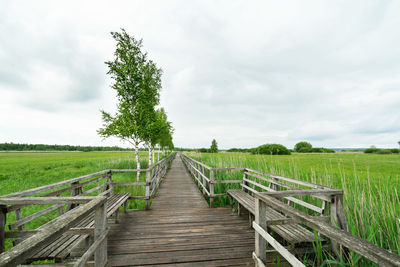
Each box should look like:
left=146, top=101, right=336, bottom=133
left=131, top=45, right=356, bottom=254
left=253, top=193, right=400, bottom=267
left=181, top=153, right=400, bottom=267
left=0, top=196, right=108, bottom=267
left=111, top=152, right=175, bottom=209
left=0, top=152, right=175, bottom=261
left=180, top=153, right=242, bottom=207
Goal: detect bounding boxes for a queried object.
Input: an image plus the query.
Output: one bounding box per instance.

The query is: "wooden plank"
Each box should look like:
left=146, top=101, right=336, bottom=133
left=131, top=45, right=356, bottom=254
left=253, top=222, right=305, bottom=266
left=245, top=171, right=300, bottom=190
left=0, top=196, right=98, bottom=205
left=211, top=180, right=242, bottom=184
left=9, top=204, right=63, bottom=230
left=74, top=229, right=109, bottom=267
left=0, top=205, right=5, bottom=253
left=145, top=170, right=150, bottom=210
left=94, top=202, right=107, bottom=266
left=255, top=198, right=267, bottom=262
left=246, top=168, right=339, bottom=191
left=112, top=182, right=147, bottom=186
left=211, top=167, right=244, bottom=171
left=110, top=169, right=141, bottom=172
left=243, top=178, right=323, bottom=213
left=5, top=228, right=95, bottom=238
left=258, top=189, right=343, bottom=198
left=3, top=170, right=108, bottom=198
left=209, top=169, right=215, bottom=207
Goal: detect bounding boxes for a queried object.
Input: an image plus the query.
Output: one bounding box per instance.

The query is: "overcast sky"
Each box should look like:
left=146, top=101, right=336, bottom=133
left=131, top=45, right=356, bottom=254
left=1, top=1, right=400, bottom=149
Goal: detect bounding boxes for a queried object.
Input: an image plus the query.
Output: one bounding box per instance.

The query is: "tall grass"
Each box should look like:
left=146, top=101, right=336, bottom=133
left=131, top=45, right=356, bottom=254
left=188, top=152, right=400, bottom=265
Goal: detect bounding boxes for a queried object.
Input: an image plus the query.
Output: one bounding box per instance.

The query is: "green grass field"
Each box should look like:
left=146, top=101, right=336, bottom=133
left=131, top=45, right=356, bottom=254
left=188, top=152, right=400, bottom=265
left=0, top=152, right=140, bottom=196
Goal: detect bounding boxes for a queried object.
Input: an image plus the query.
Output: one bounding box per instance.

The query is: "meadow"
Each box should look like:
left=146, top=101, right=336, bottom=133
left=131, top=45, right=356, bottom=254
left=188, top=152, right=400, bottom=265
left=0, top=151, right=151, bottom=195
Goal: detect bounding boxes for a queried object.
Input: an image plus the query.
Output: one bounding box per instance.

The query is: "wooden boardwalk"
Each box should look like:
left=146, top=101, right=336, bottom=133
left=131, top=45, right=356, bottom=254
left=107, top=156, right=255, bottom=266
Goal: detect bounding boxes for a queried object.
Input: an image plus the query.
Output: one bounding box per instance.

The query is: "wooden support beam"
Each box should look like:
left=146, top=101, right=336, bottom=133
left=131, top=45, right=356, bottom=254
left=209, top=170, right=214, bottom=208
left=254, top=198, right=267, bottom=262
left=0, top=205, right=5, bottom=253
left=145, top=170, right=150, bottom=210
left=253, top=222, right=305, bottom=266
left=94, top=202, right=107, bottom=267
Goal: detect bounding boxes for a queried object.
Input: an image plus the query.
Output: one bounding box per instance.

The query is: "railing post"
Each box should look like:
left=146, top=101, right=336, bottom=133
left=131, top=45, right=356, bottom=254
left=330, top=194, right=348, bottom=257
left=145, top=169, right=151, bottom=210
left=106, top=170, right=113, bottom=195
left=201, top=165, right=206, bottom=195
left=255, top=198, right=267, bottom=264
left=0, top=205, right=6, bottom=253
left=67, top=181, right=81, bottom=211
left=209, top=169, right=215, bottom=208
left=15, top=208, right=24, bottom=231
left=243, top=171, right=248, bottom=193
left=94, top=201, right=107, bottom=267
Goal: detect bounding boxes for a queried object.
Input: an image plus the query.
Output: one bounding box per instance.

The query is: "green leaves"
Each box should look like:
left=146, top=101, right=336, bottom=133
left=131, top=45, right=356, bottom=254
left=210, top=139, right=218, bottom=153
left=98, top=28, right=173, bottom=152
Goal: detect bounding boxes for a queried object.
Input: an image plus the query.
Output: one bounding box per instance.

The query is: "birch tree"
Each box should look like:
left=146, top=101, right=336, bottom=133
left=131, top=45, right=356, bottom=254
left=98, top=29, right=161, bottom=181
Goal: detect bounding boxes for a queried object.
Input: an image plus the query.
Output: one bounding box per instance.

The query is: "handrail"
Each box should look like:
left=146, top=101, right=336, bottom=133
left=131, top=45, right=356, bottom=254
left=3, top=152, right=176, bottom=199
left=3, top=170, right=109, bottom=198
left=0, top=196, right=108, bottom=267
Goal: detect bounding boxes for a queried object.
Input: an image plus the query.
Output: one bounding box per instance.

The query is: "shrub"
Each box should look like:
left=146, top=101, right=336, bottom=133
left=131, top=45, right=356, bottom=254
left=364, top=148, right=380, bottom=154
left=294, top=141, right=312, bottom=152
left=389, top=148, right=400, bottom=154
left=321, top=148, right=335, bottom=153
left=252, top=144, right=291, bottom=155
left=377, top=149, right=392, bottom=154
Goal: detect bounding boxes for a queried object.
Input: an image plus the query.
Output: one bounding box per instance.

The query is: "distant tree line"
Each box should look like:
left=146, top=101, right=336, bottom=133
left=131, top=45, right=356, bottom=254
left=294, top=141, right=335, bottom=153
left=364, top=147, right=400, bottom=154
left=0, top=142, right=139, bottom=152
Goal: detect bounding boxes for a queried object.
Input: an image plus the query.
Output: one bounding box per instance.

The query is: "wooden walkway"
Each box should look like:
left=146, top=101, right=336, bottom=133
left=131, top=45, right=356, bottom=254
left=107, top=156, right=254, bottom=266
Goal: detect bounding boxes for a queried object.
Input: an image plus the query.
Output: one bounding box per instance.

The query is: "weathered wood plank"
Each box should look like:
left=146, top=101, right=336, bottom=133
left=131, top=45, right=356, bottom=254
left=3, top=171, right=108, bottom=198
left=0, top=196, right=97, bottom=205
left=0, top=205, right=5, bottom=253
left=258, top=189, right=343, bottom=198
left=8, top=204, right=63, bottom=230
left=253, top=222, right=306, bottom=266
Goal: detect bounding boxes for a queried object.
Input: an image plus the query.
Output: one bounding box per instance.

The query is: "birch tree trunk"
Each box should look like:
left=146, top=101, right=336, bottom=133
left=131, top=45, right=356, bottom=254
left=157, top=149, right=160, bottom=161
left=152, top=148, right=155, bottom=163
left=135, top=142, right=140, bottom=181
left=148, top=146, right=152, bottom=166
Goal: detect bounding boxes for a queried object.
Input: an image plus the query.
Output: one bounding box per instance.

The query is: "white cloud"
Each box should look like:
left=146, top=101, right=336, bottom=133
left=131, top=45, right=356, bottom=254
left=0, top=0, right=400, bottom=149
